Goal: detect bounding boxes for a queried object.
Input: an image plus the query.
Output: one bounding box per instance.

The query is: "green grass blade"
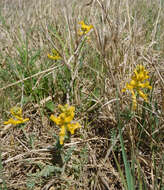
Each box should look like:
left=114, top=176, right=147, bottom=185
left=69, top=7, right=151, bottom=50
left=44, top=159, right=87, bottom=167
left=119, top=127, right=135, bottom=190
left=112, top=151, right=128, bottom=190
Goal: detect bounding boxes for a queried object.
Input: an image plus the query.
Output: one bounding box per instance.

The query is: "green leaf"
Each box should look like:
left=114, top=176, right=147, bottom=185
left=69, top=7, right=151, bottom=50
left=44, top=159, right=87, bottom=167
left=26, top=180, right=35, bottom=189
left=37, top=165, right=62, bottom=177
left=45, top=101, right=55, bottom=112
left=64, top=146, right=76, bottom=164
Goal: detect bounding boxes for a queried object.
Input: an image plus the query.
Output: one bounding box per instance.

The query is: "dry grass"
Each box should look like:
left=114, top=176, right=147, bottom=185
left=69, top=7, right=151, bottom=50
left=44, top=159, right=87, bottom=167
left=0, top=0, right=164, bottom=189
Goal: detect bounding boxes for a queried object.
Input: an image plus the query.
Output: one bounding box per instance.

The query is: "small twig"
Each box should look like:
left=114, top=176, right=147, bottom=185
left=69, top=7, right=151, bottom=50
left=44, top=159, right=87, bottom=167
left=101, top=98, right=119, bottom=108
left=154, top=65, right=164, bottom=87
left=151, top=0, right=161, bottom=43
left=15, top=137, right=30, bottom=151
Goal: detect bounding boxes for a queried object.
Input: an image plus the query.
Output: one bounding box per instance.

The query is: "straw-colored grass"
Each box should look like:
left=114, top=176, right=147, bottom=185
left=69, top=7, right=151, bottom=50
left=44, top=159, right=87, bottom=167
left=0, top=0, right=164, bottom=189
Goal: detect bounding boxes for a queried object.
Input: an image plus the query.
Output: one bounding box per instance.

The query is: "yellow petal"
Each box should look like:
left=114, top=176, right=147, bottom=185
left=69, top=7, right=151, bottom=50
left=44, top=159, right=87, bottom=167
left=129, top=80, right=137, bottom=87
left=122, top=88, right=126, bottom=93
left=79, top=21, right=93, bottom=35
left=79, top=21, right=85, bottom=25
left=14, top=115, right=24, bottom=120
left=3, top=118, right=29, bottom=125
left=50, top=115, right=62, bottom=125
left=64, top=115, right=74, bottom=123
left=138, top=90, right=148, bottom=102
left=59, top=136, right=64, bottom=145
left=59, top=113, right=67, bottom=121
left=78, top=30, right=84, bottom=36
left=52, top=49, right=59, bottom=55
left=59, top=125, right=66, bottom=145
left=67, top=122, right=81, bottom=135
left=68, top=106, right=75, bottom=113
left=58, top=104, right=63, bottom=112
left=138, top=81, right=152, bottom=89
left=22, top=118, right=29, bottom=122
left=47, top=54, right=61, bottom=60
left=143, top=81, right=152, bottom=89
left=10, top=107, right=22, bottom=118
left=126, top=83, right=134, bottom=90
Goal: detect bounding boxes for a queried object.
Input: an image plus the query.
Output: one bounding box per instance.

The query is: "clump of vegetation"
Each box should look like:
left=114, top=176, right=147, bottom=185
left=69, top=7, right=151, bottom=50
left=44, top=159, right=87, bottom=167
left=122, top=65, right=152, bottom=110
left=50, top=104, right=81, bottom=145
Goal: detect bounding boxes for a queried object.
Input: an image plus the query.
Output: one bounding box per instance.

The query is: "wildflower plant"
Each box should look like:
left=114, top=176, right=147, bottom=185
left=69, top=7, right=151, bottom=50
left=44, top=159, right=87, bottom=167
left=48, top=49, right=61, bottom=61
left=50, top=104, right=81, bottom=145
left=4, top=107, right=29, bottom=125
left=122, top=65, right=152, bottom=110
left=78, top=21, right=93, bottom=36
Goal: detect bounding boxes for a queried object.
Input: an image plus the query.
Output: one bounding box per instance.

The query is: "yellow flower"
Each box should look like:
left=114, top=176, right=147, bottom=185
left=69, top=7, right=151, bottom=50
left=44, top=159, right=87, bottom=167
left=50, top=104, right=81, bottom=145
left=10, top=107, right=22, bottom=117
left=48, top=49, right=61, bottom=60
left=50, top=115, right=62, bottom=126
left=122, top=65, right=152, bottom=110
left=67, top=122, right=81, bottom=135
left=58, top=104, right=75, bottom=113
left=78, top=21, right=93, bottom=36
left=4, top=107, right=29, bottom=125
left=4, top=118, right=29, bottom=125
left=59, top=125, right=66, bottom=145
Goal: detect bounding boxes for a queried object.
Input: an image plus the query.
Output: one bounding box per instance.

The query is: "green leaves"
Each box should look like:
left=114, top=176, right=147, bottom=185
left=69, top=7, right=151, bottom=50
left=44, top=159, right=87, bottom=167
left=37, top=165, right=62, bottom=177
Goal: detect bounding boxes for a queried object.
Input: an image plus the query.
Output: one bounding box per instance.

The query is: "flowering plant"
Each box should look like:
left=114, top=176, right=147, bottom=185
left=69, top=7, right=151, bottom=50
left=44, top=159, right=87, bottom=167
left=48, top=49, right=61, bottom=60
left=4, top=107, right=29, bottom=125
left=78, top=21, right=93, bottom=36
left=122, top=65, right=152, bottom=110
left=50, top=104, right=81, bottom=145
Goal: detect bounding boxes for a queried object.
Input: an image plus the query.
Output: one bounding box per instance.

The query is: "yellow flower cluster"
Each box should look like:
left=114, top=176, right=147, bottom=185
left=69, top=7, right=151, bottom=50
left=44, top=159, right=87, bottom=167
left=48, top=49, right=61, bottom=60
left=4, top=107, right=29, bottom=125
left=78, top=21, right=93, bottom=36
left=50, top=104, right=81, bottom=145
left=122, top=65, right=152, bottom=110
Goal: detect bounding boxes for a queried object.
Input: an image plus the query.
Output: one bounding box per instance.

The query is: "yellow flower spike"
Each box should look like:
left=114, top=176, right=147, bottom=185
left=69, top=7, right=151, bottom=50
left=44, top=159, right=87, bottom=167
left=67, top=122, right=81, bottom=135
left=143, top=81, right=152, bottom=89
left=78, top=20, right=93, bottom=36
left=4, top=107, right=29, bottom=125
left=10, top=107, right=24, bottom=120
left=52, top=49, right=59, bottom=55
left=68, top=106, right=75, bottom=114
left=122, top=65, right=152, bottom=110
left=58, top=104, right=69, bottom=113
left=50, top=104, right=80, bottom=145
left=48, top=49, right=61, bottom=61
left=138, top=90, right=148, bottom=102
left=10, top=107, right=22, bottom=117
left=78, top=31, right=84, bottom=36
left=79, top=21, right=85, bottom=25
left=4, top=118, right=29, bottom=125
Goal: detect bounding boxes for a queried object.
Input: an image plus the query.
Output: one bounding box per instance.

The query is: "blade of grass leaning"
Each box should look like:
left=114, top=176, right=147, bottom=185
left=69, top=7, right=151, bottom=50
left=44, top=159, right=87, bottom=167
left=112, top=150, right=128, bottom=190
left=136, top=158, right=143, bottom=190
left=118, top=125, right=135, bottom=190
left=116, top=89, right=135, bottom=190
